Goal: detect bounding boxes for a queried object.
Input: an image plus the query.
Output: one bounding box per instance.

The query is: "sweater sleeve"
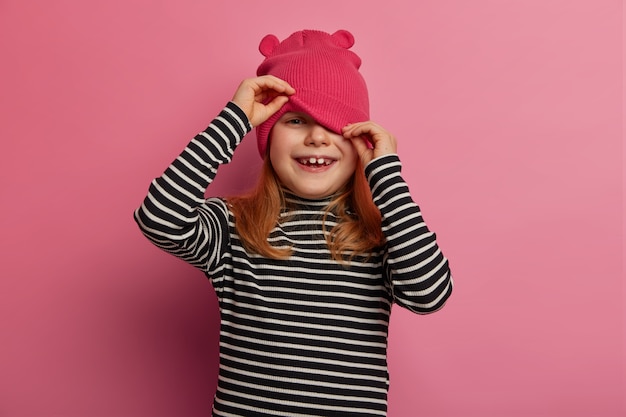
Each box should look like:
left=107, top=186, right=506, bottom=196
left=365, top=154, right=453, bottom=314
left=133, top=102, right=252, bottom=275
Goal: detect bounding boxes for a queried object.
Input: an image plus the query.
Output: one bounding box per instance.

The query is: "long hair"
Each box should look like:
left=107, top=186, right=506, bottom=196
left=228, top=157, right=384, bottom=262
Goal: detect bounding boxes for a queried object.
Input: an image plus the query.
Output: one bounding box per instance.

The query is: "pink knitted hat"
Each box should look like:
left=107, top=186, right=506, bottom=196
left=255, top=29, right=369, bottom=157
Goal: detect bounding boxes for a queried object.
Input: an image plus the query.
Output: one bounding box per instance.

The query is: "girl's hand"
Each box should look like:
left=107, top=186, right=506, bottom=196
left=231, top=75, right=295, bottom=127
left=342, top=121, right=398, bottom=166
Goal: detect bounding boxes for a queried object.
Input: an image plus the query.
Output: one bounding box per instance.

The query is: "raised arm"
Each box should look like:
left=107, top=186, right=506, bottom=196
left=133, top=102, right=251, bottom=271
left=134, top=76, right=295, bottom=272
left=344, top=121, right=453, bottom=314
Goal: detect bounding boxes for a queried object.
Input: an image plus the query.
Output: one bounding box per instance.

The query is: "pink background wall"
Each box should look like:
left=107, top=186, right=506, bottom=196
left=1, top=1, right=623, bottom=416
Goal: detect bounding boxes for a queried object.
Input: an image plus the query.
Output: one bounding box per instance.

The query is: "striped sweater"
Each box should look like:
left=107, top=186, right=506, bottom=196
left=134, top=102, right=453, bottom=416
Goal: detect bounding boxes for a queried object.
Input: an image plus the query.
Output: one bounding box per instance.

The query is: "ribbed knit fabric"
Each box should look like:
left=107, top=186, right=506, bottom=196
left=134, top=102, right=453, bottom=416
left=255, top=29, right=369, bottom=157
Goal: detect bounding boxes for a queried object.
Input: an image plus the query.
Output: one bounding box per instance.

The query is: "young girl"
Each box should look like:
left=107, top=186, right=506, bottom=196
left=135, top=29, right=452, bottom=417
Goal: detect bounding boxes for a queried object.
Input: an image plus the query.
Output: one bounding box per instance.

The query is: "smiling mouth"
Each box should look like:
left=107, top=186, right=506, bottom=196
left=297, top=157, right=334, bottom=167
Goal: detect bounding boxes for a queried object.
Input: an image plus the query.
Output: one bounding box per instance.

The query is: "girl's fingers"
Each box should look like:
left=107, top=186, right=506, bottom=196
left=254, top=75, right=296, bottom=95
left=263, top=95, right=290, bottom=116
left=343, top=121, right=397, bottom=161
left=231, top=76, right=295, bottom=126
left=349, top=134, right=370, bottom=154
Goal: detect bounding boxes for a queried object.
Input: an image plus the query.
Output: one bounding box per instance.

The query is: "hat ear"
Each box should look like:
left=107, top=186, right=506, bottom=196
left=331, top=30, right=355, bottom=49
left=259, top=34, right=280, bottom=57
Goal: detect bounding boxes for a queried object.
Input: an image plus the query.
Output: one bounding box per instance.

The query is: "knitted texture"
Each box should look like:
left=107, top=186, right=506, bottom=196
left=255, top=29, right=369, bottom=157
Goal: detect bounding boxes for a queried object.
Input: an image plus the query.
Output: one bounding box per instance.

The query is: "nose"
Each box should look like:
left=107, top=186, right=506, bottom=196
left=305, top=124, right=330, bottom=146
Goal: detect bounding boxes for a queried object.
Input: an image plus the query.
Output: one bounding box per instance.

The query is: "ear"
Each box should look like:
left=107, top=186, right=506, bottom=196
left=259, top=34, right=280, bottom=57
left=331, top=30, right=355, bottom=49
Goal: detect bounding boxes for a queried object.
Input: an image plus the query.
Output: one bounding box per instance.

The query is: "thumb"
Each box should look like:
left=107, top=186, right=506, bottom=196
left=264, top=95, right=289, bottom=117
left=349, top=135, right=372, bottom=165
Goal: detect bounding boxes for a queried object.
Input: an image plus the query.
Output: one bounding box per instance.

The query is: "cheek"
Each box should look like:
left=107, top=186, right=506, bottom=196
left=268, top=135, right=286, bottom=164
left=340, top=141, right=359, bottom=164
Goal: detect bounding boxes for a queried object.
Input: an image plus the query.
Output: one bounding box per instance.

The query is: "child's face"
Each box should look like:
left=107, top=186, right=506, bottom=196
left=269, top=112, right=358, bottom=199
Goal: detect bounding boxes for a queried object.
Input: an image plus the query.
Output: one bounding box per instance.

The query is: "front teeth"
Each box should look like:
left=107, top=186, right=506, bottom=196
left=301, top=157, right=331, bottom=166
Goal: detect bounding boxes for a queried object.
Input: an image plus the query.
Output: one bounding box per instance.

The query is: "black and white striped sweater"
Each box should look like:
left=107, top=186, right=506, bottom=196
left=134, top=102, right=453, bottom=416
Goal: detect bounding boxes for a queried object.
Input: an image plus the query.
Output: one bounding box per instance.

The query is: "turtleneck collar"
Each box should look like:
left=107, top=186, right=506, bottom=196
left=282, top=191, right=334, bottom=211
